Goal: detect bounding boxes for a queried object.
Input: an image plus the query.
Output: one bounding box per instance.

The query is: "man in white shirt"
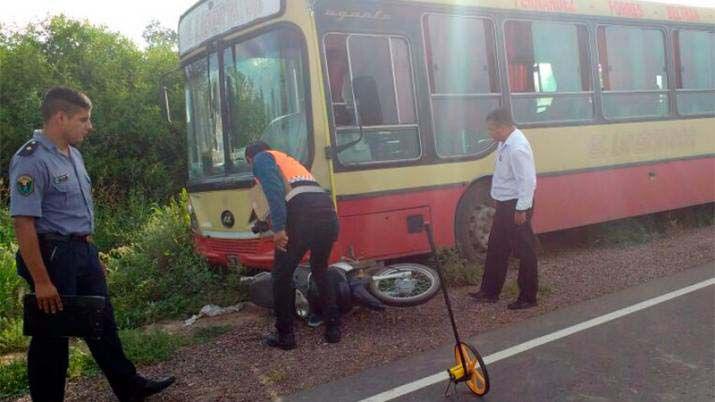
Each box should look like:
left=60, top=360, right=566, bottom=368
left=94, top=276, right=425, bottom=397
left=470, top=108, right=538, bottom=310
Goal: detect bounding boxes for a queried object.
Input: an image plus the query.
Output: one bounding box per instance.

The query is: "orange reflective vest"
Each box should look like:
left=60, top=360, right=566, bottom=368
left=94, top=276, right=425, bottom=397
left=265, top=150, right=315, bottom=185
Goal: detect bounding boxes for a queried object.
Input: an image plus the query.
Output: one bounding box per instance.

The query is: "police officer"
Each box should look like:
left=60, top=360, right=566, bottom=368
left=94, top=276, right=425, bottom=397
left=10, top=86, right=175, bottom=401
left=245, top=141, right=341, bottom=350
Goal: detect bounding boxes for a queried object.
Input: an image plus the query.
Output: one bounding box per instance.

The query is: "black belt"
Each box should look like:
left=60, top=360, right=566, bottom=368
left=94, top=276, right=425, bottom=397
left=38, top=233, right=90, bottom=243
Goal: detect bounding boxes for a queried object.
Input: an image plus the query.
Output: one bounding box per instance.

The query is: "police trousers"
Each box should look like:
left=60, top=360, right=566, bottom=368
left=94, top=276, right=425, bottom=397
left=17, top=237, right=139, bottom=402
left=272, top=192, right=340, bottom=333
left=479, top=199, right=539, bottom=302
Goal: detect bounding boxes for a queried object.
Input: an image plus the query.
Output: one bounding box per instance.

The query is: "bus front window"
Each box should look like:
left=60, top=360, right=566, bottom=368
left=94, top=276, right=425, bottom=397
left=224, top=27, right=309, bottom=175
left=186, top=53, right=225, bottom=181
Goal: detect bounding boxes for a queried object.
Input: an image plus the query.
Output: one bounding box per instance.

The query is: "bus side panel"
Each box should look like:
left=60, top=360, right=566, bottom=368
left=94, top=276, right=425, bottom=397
left=334, top=186, right=465, bottom=260
left=533, top=156, right=715, bottom=233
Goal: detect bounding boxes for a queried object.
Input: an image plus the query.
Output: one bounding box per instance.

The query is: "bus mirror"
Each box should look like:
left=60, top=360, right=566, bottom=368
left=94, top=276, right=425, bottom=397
left=161, top=86, right=172, bottom=124
left=352, top=76, right=382, bottom=126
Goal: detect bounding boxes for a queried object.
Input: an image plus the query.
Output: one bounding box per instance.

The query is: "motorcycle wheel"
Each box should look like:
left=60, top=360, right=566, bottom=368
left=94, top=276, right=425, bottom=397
left=368, top=263, right=440, bottom=307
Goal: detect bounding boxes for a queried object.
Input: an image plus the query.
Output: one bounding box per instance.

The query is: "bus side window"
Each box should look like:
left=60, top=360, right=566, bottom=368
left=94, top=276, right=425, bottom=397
left=423, top=14, right=500, bottom=157
left=324, top=33, right=420, bottom=165
left=673, top=30, right=715, bottom=116
left=504, top=20, right=593, bottom=124
left=597, top=25, right=670, bottom=119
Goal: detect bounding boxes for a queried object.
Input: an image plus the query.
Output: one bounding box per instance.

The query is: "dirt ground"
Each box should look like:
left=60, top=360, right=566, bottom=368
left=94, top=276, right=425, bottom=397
left=9, top=223, right=715, bottom=402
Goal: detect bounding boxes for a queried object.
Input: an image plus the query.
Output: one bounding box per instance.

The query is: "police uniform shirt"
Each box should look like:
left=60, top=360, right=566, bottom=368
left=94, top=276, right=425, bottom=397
left=490, top=128, right=537, bottom=211
left=9, top=129, right=94, bottom=235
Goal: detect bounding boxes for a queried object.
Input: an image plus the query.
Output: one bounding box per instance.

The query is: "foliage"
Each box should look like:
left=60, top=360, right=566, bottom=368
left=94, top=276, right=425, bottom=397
left=68, top=345, right=99, bottom=379
left=0, top=318, right=27, bottom=354
left=0, top=358, right=28, bottom=398
left=0, top=241, right=24, bottom=320
left=93, top=190, right=157, bottom=251
left=0, top=16, right=186, bottom=205
left=107, top=190, right=248, bottom=328
left=429, top=247, right=483, bottom=287
left=119, top=328, right=188, bottom=366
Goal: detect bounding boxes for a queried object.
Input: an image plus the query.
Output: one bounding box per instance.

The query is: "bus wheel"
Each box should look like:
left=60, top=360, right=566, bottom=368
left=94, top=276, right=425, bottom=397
left=456, top=186, right=495, bottom=262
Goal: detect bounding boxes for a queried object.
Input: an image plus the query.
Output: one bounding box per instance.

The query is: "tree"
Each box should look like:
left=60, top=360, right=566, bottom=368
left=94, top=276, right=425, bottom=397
left=0, top=16, right=186, bottom=204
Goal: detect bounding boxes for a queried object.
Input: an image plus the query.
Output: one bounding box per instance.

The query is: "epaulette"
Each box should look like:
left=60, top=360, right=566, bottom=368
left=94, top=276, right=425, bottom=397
left=18, top=140, right=40, bottom=156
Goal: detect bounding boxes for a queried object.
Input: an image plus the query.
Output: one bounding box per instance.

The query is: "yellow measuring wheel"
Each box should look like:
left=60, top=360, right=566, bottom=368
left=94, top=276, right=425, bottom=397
left=425, top=223, right=490, bottom=398
left=448, top=341, right=490, bottom=396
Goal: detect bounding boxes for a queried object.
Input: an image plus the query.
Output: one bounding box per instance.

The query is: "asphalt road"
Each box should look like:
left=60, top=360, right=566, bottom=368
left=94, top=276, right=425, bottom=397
left=285, top=262, right=715, bottom=402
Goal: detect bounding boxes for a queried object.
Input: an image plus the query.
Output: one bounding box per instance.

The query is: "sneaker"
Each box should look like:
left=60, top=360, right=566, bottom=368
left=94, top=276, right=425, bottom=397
left=324, top=325, right=341, bottom=343
left=468, top=291, right=498, bottom=303
left=507, top=299, right=537, bottom=310
left=307, top=313, right=323, bottom=328
left=263, top=332, right=296, bottom=350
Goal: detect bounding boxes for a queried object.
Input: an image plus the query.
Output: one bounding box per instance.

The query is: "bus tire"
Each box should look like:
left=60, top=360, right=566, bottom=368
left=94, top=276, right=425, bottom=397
left=455, top=182, right=495, bottom=262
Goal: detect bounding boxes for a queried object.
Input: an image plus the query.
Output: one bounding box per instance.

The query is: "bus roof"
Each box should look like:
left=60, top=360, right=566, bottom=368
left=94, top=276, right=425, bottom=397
left=178, top=0, right=714, bottom=55
left=406, top=0, right=714, bottom=24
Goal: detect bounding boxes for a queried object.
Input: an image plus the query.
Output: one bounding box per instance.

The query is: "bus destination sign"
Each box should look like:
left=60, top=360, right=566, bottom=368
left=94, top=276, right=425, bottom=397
left=179, top=0, right=281, bottom=54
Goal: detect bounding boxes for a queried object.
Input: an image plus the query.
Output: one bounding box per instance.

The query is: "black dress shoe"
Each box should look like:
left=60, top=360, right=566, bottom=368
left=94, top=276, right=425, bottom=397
left=507, top=299, right=537, bottom=310
left=263, top=332, right=297, bottom=350
left=127, top=376, right=176, bottom=401
left=469, top=291, right=498, bottom=303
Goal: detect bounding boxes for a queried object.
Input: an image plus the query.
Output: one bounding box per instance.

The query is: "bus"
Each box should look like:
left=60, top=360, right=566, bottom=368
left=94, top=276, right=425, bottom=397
left=178, top=0, right=715, bottom=269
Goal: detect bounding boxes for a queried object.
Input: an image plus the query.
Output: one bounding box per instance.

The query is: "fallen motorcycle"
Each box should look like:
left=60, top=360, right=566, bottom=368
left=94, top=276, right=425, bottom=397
left=247, top=260, right=441, bottom=322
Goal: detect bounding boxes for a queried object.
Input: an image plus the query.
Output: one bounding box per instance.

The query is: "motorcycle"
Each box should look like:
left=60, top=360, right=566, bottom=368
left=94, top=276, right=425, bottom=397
left=247, top=259, right=441, bottom=322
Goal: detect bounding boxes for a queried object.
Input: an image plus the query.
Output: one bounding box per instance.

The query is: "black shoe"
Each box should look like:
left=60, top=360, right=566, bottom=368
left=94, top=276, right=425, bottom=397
left=469, top=291, right=498, bottom=303
left=263, top=332, right=297, bottom=350
left=127, top=376, right=175, bottom=401
left=324, top=325, right=341, bottom=343
left=307, top=313, right=323, bottom=328
left=507, top=299, right=537, bottom=310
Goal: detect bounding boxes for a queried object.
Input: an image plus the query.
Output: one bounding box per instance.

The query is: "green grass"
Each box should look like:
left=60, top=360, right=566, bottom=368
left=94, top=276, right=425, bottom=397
left=119, top=328, right=189, bottom=366
left=430, top=247, right=483, bottom=286
left=192, top=325, right=232, bottom=343
left=0, top=359, right=28, bottom=398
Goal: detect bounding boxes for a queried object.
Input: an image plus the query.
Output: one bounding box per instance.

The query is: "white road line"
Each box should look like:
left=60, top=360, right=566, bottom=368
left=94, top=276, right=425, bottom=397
left=360, top=277, right=715, bottom=402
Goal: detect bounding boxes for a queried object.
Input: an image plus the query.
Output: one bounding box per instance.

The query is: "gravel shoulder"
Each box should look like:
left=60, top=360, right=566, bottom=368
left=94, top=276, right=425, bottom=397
left=13, top=223, right=714, bottom=402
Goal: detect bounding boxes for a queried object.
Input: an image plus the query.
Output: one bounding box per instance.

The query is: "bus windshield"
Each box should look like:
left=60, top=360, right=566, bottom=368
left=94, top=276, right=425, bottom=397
left=185, top=27, right=310, bottom=182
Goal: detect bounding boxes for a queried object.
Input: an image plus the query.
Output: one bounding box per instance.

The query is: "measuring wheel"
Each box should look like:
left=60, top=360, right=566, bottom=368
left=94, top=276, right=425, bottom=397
left=448, top=341, right=490, bottom=396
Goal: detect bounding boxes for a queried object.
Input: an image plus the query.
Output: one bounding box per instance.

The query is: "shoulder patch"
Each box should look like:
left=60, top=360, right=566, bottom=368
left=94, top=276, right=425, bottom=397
left=18, top=140, right=40, bottom=156
left=16, top=175, right=35, bottom=196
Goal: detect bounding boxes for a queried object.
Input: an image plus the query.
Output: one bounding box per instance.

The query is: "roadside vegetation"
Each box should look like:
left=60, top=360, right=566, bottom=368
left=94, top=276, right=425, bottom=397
left=0, top=16, right=247, bottom=398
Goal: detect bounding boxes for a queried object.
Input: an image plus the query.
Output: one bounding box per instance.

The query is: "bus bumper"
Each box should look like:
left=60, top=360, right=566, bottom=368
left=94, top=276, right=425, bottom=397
left=192, top=232, right=276, bottom=269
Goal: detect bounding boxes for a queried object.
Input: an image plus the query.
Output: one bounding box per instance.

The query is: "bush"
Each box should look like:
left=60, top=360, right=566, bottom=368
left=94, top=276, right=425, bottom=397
left=0, top=359, right=28, bottom=398
left=0, top=242, right=24, bottom=321
left=430, top=248, right=483, bottom=287
left=93, top=190, right=156, bottom=251
left=107, top=190, right=247, bottom=328
left=0, top=318, right=27, bottom=354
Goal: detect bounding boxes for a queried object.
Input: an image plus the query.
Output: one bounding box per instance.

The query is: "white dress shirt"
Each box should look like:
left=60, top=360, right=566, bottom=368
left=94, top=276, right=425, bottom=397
left=490, top=128, right=536, bottom=211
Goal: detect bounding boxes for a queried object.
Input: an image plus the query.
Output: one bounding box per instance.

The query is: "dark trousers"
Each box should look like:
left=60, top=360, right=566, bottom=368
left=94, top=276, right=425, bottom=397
left=272, top=192, right=340, bottom=334
left=479, top=199, right=538, bottom=302
left=17, top=239, right=139, bottom=402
